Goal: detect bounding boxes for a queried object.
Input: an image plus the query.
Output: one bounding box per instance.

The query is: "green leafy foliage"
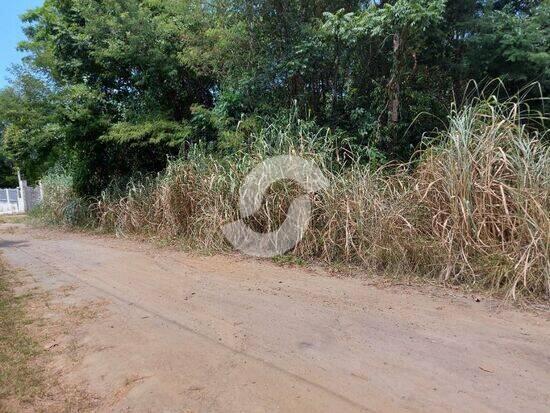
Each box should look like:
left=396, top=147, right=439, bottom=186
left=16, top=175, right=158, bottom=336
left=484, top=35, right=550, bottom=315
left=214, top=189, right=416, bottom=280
left=0, top=0, right=548, bottom=193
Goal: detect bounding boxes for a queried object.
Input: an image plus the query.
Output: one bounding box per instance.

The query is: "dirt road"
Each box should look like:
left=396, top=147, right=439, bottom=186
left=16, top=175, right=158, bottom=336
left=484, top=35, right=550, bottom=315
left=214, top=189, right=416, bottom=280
left=0, top=223, right=549, bottom=412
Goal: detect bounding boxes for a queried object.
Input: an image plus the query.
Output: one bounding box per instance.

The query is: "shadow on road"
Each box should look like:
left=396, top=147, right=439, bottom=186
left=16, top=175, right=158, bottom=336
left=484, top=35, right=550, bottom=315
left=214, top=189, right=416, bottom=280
left=0, top=239, right=29, bottom=249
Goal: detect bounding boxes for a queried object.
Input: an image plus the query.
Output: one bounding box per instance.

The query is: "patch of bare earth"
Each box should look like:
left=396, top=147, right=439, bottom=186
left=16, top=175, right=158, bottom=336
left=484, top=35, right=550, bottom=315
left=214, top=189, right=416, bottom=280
left=0, top=223, right=549, bottom=412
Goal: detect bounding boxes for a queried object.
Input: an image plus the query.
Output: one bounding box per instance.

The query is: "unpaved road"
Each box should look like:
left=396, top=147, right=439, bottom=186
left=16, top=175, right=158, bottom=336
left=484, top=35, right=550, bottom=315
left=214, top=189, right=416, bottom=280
left=1, top=223, right=549, bottom=412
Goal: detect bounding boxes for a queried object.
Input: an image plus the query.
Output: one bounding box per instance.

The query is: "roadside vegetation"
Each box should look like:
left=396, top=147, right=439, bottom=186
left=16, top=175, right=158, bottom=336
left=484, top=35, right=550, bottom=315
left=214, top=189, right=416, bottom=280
left=0, top=255, right=43, bottom=410
left=33, top=95, right=550, bottom=300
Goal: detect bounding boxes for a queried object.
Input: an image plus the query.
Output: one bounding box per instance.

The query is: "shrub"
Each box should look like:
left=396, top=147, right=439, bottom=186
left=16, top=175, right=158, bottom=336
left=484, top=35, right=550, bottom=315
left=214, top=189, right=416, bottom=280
left=30, top=172, right=92, bottom=227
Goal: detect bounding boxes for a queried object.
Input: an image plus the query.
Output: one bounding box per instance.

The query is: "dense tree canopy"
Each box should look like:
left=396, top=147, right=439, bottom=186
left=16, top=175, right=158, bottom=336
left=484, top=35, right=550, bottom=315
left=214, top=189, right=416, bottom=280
left=0, top=0, right=548, bottom=193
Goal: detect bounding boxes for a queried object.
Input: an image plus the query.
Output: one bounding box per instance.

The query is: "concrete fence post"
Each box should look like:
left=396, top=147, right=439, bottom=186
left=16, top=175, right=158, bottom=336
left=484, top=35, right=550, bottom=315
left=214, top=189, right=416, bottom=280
left=17, top=171, right=29, bottom=213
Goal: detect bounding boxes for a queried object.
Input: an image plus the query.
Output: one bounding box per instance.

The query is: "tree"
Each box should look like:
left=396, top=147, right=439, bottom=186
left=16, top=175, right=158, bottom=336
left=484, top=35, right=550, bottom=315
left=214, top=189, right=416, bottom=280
left=0, top=0, right=547, bottom=193
left=0, top=68, right=60, bottom=183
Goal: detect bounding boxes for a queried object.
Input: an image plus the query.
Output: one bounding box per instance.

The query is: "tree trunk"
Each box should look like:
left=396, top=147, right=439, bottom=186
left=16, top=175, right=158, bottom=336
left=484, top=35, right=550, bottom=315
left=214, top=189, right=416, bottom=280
left=390, top=32, right=400, bottom=124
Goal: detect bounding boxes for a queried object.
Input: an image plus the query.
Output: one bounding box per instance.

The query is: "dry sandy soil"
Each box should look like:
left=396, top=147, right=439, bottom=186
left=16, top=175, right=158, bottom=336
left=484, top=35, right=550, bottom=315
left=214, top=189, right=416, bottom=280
left=0, top=222, right=549, bottom=413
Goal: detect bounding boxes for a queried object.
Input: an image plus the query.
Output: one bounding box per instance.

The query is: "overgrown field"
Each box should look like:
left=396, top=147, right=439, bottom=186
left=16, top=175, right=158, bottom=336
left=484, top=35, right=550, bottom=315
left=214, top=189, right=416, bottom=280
left=34, top=99, right=549, bottom=301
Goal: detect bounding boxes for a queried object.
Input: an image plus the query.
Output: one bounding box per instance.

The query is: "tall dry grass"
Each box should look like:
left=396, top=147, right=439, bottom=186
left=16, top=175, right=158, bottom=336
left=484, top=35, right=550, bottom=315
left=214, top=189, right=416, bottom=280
left=416, top=97, right=549, bottom=298
left=37, top=98, right=549, bottom=300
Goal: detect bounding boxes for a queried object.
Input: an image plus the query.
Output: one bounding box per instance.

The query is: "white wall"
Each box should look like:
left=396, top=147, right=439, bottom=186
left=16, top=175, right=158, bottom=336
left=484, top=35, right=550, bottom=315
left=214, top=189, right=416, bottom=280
left=0, top=181, right=43, bottom=215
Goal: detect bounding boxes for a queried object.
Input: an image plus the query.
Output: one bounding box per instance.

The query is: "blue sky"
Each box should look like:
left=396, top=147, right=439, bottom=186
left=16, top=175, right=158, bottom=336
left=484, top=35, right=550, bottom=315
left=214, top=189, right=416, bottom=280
left=0, top=0, right=44, bottom=88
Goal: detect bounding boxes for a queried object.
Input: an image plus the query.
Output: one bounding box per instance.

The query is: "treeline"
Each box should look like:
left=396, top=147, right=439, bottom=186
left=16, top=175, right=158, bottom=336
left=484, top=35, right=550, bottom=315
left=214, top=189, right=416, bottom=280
left=0, top=0, right=549, bottom=192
